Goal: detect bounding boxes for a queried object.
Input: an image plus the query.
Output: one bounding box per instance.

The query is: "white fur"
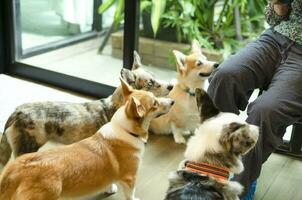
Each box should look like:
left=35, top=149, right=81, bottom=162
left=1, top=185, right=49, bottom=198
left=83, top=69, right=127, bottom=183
left=185, top=112, right=259, bottom=174
left=105, top=184, right=118, bottom=194
left=185, top=113, right=242, bottom=161
left=100, top=106, right=145, bottom=151
left=223, top=181, right=244, bottom=200
left=150, top=48, right=216, bottom=144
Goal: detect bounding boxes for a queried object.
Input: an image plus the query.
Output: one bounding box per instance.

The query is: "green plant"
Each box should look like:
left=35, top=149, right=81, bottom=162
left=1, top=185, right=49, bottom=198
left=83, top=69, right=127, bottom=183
left=98, top=0, right=124, bottom=30
left=98, top=0, right=166, bottom=35
left=160, top=0, right=266, bottom=55
left=99, top=0, right=267, bottom=56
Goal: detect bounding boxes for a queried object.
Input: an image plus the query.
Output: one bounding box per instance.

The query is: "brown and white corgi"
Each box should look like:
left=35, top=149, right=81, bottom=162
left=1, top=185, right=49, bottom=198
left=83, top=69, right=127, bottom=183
left=150, top=40, right=219, bottom=143
left=0, top=51, right=174, bottom=171
left=0, top=78, right=174, bottom=200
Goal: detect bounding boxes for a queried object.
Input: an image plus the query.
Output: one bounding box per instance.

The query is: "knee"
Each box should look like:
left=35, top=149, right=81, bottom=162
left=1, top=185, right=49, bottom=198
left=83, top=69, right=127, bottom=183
left=208, top=64, right=241, bottom=99
left=209, top=65, right=236, bottom=85
left=247, top=98, right=278, bottom=121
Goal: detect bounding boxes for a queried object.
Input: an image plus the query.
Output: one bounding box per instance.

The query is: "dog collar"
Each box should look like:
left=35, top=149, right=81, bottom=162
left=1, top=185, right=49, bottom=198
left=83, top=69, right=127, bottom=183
left=184, top=161, right=230, bottom=182
left=128, top=131, right=147, bottom=144
left=129, top=132, right=139, bottom=138
left=182, top=87, right=195, bottom=96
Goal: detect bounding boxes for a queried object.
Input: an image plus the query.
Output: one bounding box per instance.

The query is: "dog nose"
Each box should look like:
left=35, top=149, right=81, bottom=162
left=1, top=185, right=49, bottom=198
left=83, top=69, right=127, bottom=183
left=213, top=63, right=220, bottom=68
left=167, top=85, right=173, bottom=91
left=170, top=100, right=175, bottom=105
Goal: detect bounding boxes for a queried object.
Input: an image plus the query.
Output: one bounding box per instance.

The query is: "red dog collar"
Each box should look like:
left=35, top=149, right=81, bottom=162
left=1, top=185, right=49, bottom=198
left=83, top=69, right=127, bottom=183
left=185, top=161, right=230, bottom=182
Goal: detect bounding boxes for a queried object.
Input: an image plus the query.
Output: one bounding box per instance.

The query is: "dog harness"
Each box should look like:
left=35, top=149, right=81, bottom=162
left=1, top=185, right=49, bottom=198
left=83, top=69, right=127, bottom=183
left=184, top=161, right=230, bottom=183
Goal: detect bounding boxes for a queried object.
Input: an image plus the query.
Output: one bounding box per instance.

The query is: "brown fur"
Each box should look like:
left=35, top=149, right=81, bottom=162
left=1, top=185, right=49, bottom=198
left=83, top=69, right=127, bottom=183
left=0, top=51, right=173, bottom=171
left=0, top=79, right=174, bottom=200
left=0, top=134, right=138, bottom=200
left=150, top=40, right=218, bottom=143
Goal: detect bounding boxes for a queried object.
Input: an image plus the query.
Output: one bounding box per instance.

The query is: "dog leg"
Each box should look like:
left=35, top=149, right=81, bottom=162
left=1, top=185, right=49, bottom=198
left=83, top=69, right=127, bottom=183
left=182, top=130, right=192, bottom=136
left=13, top=183, right=61, bottom=200
left=222, top=181, right=243, bottom=200
left=171, top=124, right=186, bottom=144
left=104, top=183, right=118, bottom=195
left=119, top=179, right=139, bottom=200
left=6, top=128, right=44, bottom=158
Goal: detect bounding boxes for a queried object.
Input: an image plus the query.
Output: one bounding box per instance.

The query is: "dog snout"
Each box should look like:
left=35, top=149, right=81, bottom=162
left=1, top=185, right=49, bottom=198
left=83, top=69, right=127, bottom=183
left=167, top=84, right=173, bottom=91
left=158, top=97, right=174, bottom=106
left=213, top=63, right=220, bottom=68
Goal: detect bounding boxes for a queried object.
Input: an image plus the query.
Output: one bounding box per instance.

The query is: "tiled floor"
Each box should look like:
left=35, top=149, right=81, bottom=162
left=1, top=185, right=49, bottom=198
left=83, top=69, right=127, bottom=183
left=0, top=75, right=301, bottom=200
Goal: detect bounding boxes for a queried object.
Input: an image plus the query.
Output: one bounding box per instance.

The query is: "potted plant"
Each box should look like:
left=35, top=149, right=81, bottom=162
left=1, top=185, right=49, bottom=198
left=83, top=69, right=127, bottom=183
left=99, top=0, right=266, bottom=56
left=142, top=0, right=267, bottom=54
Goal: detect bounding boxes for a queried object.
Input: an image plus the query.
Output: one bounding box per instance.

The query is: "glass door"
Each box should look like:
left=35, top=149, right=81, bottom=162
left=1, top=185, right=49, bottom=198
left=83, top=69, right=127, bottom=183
left=16, top=0, right=103, bottom=59
left=4, top=0, right=135, bottom=98
left=3, top=0, right=140, bottom=98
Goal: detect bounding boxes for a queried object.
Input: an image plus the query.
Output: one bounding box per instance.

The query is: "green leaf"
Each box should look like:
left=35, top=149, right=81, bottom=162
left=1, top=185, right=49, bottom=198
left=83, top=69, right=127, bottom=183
left=151, top=0, right=167, bottom=36
left=141, top=1, right=152, bottom=12
left=113, top=0, right=124, bottom=30
left=98, top=0, right=116, bottom=14
left=181, top=1, right=195, bottom=16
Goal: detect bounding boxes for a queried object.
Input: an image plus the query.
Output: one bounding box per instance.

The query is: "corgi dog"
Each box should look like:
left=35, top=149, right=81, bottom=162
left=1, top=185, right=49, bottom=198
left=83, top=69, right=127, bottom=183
left=165, top=89, right=259, bottom=200
left=0, top=51, right=173, bottom=171
left=150, top=40, right=219, bottom=143
left=0, top=78, right=174, bottom=200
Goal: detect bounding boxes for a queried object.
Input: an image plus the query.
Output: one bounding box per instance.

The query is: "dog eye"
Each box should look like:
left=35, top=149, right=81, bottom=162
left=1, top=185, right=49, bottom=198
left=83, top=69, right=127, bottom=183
left=196, top=60, right=203, bottom=66
left=153, top=101, right=159, bottom=107
left=245, top=141, right=252, bottom=146
left=148, top=80, right=154, bottom=87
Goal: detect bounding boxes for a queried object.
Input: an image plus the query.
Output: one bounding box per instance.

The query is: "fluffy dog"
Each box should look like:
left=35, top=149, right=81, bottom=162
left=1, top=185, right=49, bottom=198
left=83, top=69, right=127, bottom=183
left=150, top=40, right=219, bottom=143
left=0, top=78, right=174, bottom=200
left=0, top=51, right=173, bottom=170
left=165, top=88, right=259, bottom=200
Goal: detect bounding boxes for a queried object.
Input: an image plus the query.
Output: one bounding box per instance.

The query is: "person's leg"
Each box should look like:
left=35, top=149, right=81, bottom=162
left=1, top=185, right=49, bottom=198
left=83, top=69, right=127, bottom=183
left=208, top=29, right=281, bottom=114
left=234, top=42, right=302, bottom=196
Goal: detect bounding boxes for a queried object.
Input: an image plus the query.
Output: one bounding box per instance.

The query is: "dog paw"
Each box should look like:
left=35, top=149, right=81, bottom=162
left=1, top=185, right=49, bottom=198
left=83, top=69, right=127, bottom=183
left=174, top=136, right=186, bottom=144
left=105, top=184, right=118, bottom=194
left=182, top=130, right=191, bottom=136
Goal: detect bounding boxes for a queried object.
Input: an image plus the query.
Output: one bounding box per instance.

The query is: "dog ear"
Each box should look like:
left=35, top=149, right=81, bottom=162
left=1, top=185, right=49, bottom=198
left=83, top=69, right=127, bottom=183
left=132, top=50, right=142, bottom=70
left=191, top=39, right=202, bottom=55
left=220, top=122, right=246, bottom=153
left=228, top=122, right=256, bottom=156
left=173, top=50, right=186, bottom=76
left=120, top=68, right=136, bottom=85
left=120, top=77, right=133, bottom=99
left=228, top=122, right=245, bottom=133
left=126, top=96, right=146, bottom=119
left=195, top=88, right=219, bottom=122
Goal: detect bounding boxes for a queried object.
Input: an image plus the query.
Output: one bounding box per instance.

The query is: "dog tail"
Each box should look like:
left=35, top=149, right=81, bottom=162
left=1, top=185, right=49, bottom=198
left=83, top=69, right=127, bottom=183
left=0, top=113, right=17, bottom=171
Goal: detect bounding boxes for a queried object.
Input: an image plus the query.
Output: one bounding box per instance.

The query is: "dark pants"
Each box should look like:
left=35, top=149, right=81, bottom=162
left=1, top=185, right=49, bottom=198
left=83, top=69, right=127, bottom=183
left=207, top=29, right=302, bottom=195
